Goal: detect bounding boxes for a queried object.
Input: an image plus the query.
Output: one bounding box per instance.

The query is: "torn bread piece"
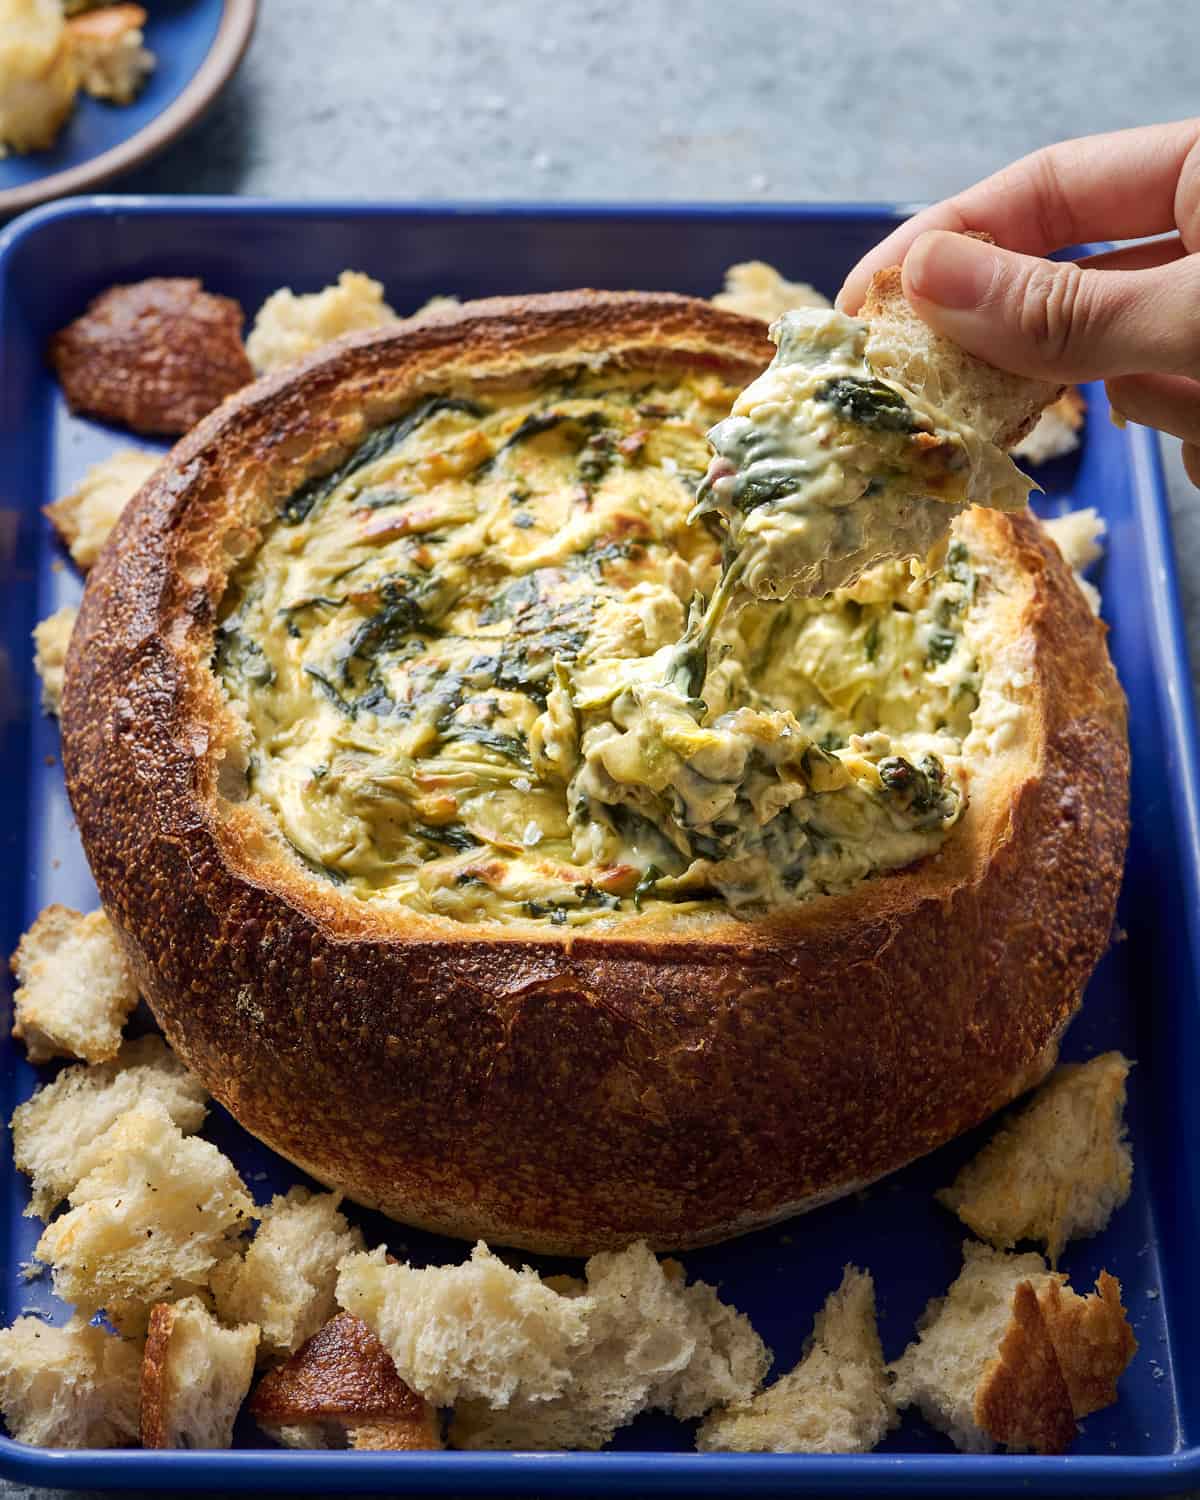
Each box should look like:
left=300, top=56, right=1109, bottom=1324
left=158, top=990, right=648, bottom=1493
left=712, top=261, right=831, bottom=322
left=210, top=1186, right=364, bottom=1362
left=32, top=603, right=77, bottom=716
left=0, top=1315, right=140, bottom=1449
left=12, top=1033, right=208, bottom=1220
left=1041, top=506, right=1106, bottom=615
left=141, top=1296, right=259, bottom=1449
left=65, top=3, right=154, bottom=104
left=10, top=904, right=138, bottom=1064
left=890, top=1242, right=1136, bottom=1454
left=1012, top=387, right=1086, bottom=466
left=35, top=1100, right=254, bottom=1330
left=45, top=449, right=160, bottom=570
left=249, top=1310, right=441, bottom=1450
left=697, top=249, right=1061, bottom=601
left=697, top=1265, right=895, bottom=1454
left=0, top=0, right=78, bottom=157
left=246, top=271, right=398, bottom=374
left=447, top=1241, right=768, bottom=1452
left=937, top=1052, right=1132, bottom=1266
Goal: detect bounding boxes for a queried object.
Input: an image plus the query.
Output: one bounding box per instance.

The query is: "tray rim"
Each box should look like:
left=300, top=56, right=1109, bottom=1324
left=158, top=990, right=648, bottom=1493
left=0, top=194, right=1197, bottom=1495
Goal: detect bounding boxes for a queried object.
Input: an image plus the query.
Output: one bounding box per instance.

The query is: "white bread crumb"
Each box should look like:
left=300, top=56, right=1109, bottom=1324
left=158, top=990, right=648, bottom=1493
left=12, top=1033, right=207, bottom=1220
left=0, top=1315, right=140, bottom=1448
left=1041, top=506, right=1106, bottom=614
left=247, top=271, right=398, bottom=374
left=140, top=1296, right=258, bottom=1449
left=938, top=1052, right=1132, bottom=1265
left=32, top=603, right=77, bottom=716
left=698, top=1265, right=895, bottom=1453
left=211, top=1187, right=364, bottom=1361
left=1012, top=388, right=1086, bottom=465
left=447, top=1241, right=769, bottom=1451
left=45, top=449, right=159, bottom=570
left=65, top=3, right=153, bottom=104
left=35, top=1100, right=254, bottom=1330
left=10, top=905, right=138, bottom=1064
left=712, top=261, right=831, bottom=322
left=0, top=0, right=77, bottom=157
left=412, top=294, right=461, bottom=319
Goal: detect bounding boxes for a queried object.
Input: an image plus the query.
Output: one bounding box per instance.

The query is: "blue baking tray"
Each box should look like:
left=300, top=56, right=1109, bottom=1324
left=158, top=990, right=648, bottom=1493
left=0, top=198, right=1197, bottom=1494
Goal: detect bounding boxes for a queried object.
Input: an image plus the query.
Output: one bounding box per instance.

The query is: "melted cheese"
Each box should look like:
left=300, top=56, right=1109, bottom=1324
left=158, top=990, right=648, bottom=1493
left=216, top=369, right=982, bottom=925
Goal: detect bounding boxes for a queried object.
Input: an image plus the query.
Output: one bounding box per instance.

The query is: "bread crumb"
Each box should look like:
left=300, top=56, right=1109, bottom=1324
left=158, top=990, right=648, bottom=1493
left=10, top=905, right=138, bottom=1064
left=697, top=1265, right=895, bottom=1453
left=1012, top=388, right=1086, bottom=465
left=712, top=261, right=830, bottom=322
left=141, top=1296, right=259, bottom=1449
left=211, top=1186, right=363, bottom=1361
left=66, top=2, right=153, bottom=104
left=937, top=1052, right=1132, bottom=1265
left=45, top=449, right=160, bottom=570
left=32, top=603, right=77, bottom=716
left=0, top=0, right=78, bottom=157
left=0, top=1315, right=140, bottom=1448
left=246, top=271, right=398, bottom=374
left=1040, top=506, right=1106, bottom=615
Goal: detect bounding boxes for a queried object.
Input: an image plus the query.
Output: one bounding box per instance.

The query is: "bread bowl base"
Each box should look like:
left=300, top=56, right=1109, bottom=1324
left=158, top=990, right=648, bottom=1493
left=0, top=196, right=1195, bottom=1493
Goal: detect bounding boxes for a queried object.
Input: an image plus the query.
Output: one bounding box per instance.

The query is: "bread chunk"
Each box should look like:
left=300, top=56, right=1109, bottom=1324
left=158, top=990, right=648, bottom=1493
left=249, top=1310, right=440, bottom=1450
left=50, top=278, right=254, bottom=436
left=1012, top=388, right=1086, bottom=465
left=141, top=1297, right=259, bottom=1449
left=45, top=449, right=160, bottom=570
left=862, top=254, right=1062, bottom=450
left=66, top=3, right=153, bottom=104
left=938, top=1052, right=1132, bottom=1265
left=211, top=1187, right=363, bottom=1361
left=712, top=261, right=831, bottom=323
left=32, top=603, right=77, bottom=716
left=0, top=1316, right=140, bottom=1448
left=246, top=271, right=398, bottom=374
left=35, top=1101, right=254, bottom=1328
left=11, top=904, right=138, bottom=1064
left=698, top=1265, right=895, bottom=1453
left=0, top=0, right=77, bottom=156
left=447, top=1241, right=768, bottom=1451
left=891, top=1242, right=1136, bottom=1454
left=1041, top=507, right=1106, bottom=615
left=337, top=1240, right=589, bottom=1409
left=12, top=1033, right=207, bottom=1220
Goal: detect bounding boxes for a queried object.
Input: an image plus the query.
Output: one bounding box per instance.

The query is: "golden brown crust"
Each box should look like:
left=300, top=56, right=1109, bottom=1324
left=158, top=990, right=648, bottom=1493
left=1039, top=1272, right=1137, bottom=1418
left=61, top=290, right=1128, bottom=1254
left=49, top=278, right=254, bottom=437
left=249, top=1311, right=438, bottom=1449
left=139, top=1302, right=175, bottom=1450
left=974, top=1280, right=1077, bottom=1455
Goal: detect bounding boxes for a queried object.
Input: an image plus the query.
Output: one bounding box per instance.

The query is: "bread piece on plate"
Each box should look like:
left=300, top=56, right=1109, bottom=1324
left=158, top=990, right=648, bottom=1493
left=35, top=1101, right=254, bottom=1330
left=0, top=0, right=77, bottom=157
left=211, top=1186, right=364, bottom=1361
left=1041, top=506, right=1106, bottom=615
left=938, top=1052, right=1132, bottom=1264
left=698, top=1265, right=895, bottom=1453
left=890, top=1242, right=1136, bottom=1454
left=712, top=261, right=831, bottom=322
left=141, top=1296, right=259, bottom=1449
left=10, top=905, right=138, bottom=1064
left=49, top=278, right=254, bottom=437
left=1013, top=388, right=1086, bottom=465
left=246, top=271, right=398, bottom=375
left=12, top=1033, right=207, bottom=1220
left=32, top=603, right=77, bottom=716
left=46, top=450, right=161, bottom=571
left=448, top=1240, right=768, bottom=1452
left=0, top=1316, right=140, bottom=1449
left=66, top=3, right=153, bottom=104
left=249, top=1309, right=440, bottom=1450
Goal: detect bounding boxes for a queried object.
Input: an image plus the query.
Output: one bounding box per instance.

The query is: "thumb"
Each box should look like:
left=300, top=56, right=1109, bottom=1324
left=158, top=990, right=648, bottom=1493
left=901, top=229, right=1200, bottom=383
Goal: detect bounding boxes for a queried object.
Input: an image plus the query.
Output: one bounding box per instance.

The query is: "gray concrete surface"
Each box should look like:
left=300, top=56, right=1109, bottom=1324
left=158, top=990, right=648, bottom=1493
left=10, top=0, right=1200, bottom=1495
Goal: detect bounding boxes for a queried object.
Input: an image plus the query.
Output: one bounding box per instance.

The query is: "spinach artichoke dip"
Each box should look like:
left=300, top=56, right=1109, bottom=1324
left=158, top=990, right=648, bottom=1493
left=216, top=358, right=986, bottom=925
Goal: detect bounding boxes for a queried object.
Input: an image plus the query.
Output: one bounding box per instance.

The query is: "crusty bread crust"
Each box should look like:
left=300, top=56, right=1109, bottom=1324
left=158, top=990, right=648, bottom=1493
left=61, top=290, right=1129, bottom=1254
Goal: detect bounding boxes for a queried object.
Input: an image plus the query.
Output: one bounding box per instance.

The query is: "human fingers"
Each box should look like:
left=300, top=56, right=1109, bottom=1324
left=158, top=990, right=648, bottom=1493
left=838, top=118, right=1200, bottom=312
left=1106, top=372, right=1200, bottom=444
left=899, top=229, right=1200, bottom=384
left=1078, top=236, right=1188, bottom=273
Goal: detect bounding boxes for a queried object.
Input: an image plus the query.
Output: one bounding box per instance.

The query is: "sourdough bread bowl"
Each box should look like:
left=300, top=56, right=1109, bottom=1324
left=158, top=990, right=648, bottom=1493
left=61, top=291, right=1129, bottom=1255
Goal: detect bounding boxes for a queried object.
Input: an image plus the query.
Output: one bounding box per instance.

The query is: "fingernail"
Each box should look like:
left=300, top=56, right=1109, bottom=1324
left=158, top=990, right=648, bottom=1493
left=905, top=230, right=1000, bottom=311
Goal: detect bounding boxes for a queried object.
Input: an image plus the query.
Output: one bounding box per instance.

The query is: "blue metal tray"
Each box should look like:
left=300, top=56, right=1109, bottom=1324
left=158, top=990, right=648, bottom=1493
left=0, top=198, right=1197, bottom=1494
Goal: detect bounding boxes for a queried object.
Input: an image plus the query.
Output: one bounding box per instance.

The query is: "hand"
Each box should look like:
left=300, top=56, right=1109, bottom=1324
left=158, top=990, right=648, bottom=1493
left=838, top=120, right=1200, bottom=486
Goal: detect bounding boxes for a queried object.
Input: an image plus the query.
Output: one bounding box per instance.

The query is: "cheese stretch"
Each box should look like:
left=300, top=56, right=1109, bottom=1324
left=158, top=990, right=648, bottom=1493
left=216, top=361, right=983, bottom=924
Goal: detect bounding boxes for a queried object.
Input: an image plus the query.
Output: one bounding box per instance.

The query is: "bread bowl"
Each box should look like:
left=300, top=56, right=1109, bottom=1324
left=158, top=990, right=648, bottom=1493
left=60, top=290, right=1129, bottom=1254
